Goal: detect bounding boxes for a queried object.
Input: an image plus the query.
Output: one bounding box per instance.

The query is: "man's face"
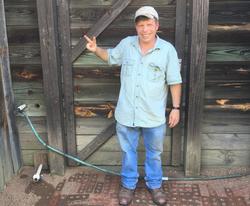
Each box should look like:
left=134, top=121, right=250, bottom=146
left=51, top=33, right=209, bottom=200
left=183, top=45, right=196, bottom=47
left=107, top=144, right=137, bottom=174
left=135, top=18, right=159, bottom=44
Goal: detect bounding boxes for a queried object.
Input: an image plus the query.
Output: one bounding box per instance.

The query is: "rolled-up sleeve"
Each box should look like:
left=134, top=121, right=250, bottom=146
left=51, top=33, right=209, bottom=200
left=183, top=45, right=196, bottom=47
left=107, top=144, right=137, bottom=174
left=166, top=46, right=182, bottom=85
left=107, top=39, right=125, bottom=66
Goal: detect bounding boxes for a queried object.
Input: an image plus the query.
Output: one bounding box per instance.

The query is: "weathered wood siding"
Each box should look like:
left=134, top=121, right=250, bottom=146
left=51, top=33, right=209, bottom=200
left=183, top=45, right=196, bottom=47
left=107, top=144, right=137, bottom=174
left=6, top=0, right=249, bottom=169
left=201, top=0, right=250, bottom=167
left=6, top=0, right=177, bottom=166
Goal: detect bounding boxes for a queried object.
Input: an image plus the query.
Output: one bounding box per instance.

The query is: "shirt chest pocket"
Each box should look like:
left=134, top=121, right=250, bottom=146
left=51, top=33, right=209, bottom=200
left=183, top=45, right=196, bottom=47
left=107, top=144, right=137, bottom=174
left=147, top=63, right=165, bottom=82
left=122, top=59, right=134, bottom=77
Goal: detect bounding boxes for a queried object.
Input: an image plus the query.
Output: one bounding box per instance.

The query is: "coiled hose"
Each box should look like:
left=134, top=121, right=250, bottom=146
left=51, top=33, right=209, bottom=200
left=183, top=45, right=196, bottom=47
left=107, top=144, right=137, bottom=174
left=18, top=104, right=249, bottom=181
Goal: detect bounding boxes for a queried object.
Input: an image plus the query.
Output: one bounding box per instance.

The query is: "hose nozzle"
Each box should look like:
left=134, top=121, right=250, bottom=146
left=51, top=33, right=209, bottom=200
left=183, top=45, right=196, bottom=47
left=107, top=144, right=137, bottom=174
left=17, top=104, right=27, bottom=113
left=33, top=164, right=43, bottom=182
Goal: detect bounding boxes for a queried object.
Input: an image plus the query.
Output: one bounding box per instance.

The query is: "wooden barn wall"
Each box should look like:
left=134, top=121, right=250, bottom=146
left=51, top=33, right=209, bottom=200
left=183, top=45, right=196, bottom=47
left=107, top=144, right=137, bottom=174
left=5, top=0, right=177, bottom=166
left=6, top=0, right=249, bottom=169
left=201, top=0, right=250, bottom=167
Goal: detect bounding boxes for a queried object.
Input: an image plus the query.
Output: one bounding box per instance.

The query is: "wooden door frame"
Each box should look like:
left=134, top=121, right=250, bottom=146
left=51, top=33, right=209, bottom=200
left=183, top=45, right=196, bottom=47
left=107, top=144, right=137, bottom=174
left=36, top=0, right=209, bottom=176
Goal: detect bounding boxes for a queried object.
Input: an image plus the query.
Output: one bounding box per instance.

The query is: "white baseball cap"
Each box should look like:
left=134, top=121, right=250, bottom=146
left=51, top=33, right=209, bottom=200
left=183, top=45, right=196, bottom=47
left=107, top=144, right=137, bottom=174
left=134, top=6, right=159, bottom=21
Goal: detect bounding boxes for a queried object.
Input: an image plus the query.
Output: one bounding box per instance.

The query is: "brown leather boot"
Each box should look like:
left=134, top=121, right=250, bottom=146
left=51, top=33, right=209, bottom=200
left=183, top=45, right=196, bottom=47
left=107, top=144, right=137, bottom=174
left=148, top=188, right=167, bottom=206
left=118, top=186, right=134, bottom=206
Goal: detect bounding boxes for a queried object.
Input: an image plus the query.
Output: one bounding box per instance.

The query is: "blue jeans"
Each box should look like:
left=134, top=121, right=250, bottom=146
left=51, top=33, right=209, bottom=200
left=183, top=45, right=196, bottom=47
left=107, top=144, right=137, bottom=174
left=116, top=122, right=166, bottom=190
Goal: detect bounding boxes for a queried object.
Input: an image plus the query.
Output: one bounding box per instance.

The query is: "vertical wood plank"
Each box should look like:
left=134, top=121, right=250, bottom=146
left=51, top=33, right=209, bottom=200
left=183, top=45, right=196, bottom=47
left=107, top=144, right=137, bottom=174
left=36, top=0, right=65, bottom=175
left=184, top=0, right=209, bottom=176
left=0, top=136, right=4, bottom=191
left=0, top=0, right=22, bottom=174
left=171, top=0, right=187, bottom=166
left=57, top=0, right=77, bottom=166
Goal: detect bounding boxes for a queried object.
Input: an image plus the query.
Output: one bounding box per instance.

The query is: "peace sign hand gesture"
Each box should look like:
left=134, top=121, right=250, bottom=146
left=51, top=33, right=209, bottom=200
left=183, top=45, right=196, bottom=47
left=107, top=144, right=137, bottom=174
left=84, top=35, right=97, bottom=53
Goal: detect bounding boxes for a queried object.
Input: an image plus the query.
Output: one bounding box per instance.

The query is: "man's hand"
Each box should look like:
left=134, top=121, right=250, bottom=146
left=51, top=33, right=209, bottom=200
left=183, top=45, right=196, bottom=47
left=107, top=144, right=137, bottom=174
left=168, top=109, right=180, bottom=128
left=83, top=35, right=108, bottom=62
left=84, top=35, right=97, bottom=53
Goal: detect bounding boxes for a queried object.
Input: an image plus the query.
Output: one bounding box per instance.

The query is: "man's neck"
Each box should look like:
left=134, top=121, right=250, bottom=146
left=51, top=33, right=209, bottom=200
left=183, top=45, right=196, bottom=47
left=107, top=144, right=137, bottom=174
left=139, top=37, right=157, bottom=55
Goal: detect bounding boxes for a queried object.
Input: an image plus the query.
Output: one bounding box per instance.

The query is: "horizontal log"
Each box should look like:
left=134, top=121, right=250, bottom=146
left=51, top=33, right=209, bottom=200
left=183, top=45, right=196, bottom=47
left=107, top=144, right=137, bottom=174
left=16, top=116, right=47, bottom=133
left=205, top=82, right=250, bottom=99
left=202, top=121, right=250, bottom=134
left=9, top=45, right=41, bottom=65
left=74, top=83, right=119, bottom=102
left=71, top=27, right=175, bottom=46
left=205, top=99, right=250, bottom=112
left=207, top=44, right=250, bottom=63
left=207, top=24, right=250, bottom=43
left=201, top=133, right=250, bottom=150
left=21, top=149, right=171, bottom=166
left=76, top=117, right=114, bottom=135
left=85, top=151, right=171, bottom=166
left=205, top=103, right=250, bottom=112
left=209, top=1, right=250, bottom=24
left=21, top=150, right=47, bottom=166
left=9, top=44, right=250, bottom=66
left=13, top=61, right=250, bottom=83
left=5, top=5, right=175, bottom=28
left=7, top=26, right=39, bottom=44
left=203, top=110, right=250, bottom=123
left=205, top=63, right=250, bottom=82
left=5, top=0, right=176, bottom=7
left=70, top=0, right=176, bottom=7
left=77, top=135, right=171, bottom=152
left=201, top=150, right=250, bottom=167
left=13, top=82, right=44, bottom=100
left=6, top=26, right=175, bottom=45
left=19, top=133, right=48, bottom=150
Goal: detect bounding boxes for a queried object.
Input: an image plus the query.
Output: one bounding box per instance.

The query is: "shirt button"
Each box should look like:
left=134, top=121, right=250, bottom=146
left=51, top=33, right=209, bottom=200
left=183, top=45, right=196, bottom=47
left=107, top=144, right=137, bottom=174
left=137, top=73, right=141, bottom=76
left=136, top=96, right=138, bottom=98
left=136, top=85, right=139, bottom=87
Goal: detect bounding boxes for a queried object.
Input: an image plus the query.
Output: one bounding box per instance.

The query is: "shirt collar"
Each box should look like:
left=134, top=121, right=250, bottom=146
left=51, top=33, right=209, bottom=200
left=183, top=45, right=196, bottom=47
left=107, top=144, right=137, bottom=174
left=131, top=35, right=161, bottom=51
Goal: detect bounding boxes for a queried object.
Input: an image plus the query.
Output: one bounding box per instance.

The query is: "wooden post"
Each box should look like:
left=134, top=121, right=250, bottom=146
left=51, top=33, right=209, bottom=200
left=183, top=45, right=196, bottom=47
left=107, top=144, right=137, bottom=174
left=171, top=0, right=187, bottom=166
left=57, top=0, right=77, bottom=166
left=0, top=0, right=22, bottom=175
left=36, top=0, right=65, bottom=175
left=184, top=0, right=209, bottom=176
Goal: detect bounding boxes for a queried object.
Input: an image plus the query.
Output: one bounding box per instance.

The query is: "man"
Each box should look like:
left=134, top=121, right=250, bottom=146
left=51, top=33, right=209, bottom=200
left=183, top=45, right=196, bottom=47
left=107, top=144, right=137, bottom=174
left=84, top=6, right=182, bottom=206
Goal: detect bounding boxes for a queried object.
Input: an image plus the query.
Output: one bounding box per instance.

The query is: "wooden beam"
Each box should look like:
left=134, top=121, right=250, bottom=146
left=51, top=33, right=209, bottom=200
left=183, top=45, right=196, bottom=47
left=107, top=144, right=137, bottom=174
left=78, top=122, right=116, bottom=160
left=71, top=0, right=132, bottom=62
left=0, top=0, right=22, bottom=174
left=184, top=0, right=209, bottom=176
left=36, top=0, right=65, bottom=175
left=57, top=0, right=77, bottom=166
left=171, top=0, right=187, bottom=166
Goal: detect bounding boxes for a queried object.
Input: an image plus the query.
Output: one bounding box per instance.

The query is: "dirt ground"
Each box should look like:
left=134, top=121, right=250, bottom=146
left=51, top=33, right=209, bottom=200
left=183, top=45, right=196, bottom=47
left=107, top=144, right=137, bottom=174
left=0, top=166, right=250, bottom=206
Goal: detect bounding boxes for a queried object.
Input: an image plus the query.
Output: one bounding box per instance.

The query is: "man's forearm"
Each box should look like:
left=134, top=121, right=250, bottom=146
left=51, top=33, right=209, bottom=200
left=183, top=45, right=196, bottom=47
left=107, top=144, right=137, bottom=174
left=170, top=84, right=182, bottom=107
left=95, top=47, right=108, bottom=62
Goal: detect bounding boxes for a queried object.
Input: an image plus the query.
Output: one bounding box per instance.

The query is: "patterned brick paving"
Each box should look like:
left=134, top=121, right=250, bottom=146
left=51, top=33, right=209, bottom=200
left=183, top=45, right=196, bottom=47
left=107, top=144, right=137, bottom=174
left=24, top=170, right=250, bottom=206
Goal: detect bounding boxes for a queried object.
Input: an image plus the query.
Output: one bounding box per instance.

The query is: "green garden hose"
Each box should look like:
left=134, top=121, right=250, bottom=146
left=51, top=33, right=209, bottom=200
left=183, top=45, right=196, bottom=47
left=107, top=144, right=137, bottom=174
left=17, top=104, right=249, bottom=181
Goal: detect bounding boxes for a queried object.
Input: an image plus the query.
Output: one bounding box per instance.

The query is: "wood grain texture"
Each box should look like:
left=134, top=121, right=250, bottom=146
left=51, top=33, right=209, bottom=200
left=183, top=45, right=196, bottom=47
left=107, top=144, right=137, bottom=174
left=184, top=0, right=209, bottom=176
left=78, top=122, right=116, bottom=160
left=0, top=0, right=22, bottom=174
left=171, top=0, right=187, bottom=166
left=57, top=0, right=77, bottom=166
left=36, top=0, right=65, bottom=175
left=71, top=0, right=132, bottom=61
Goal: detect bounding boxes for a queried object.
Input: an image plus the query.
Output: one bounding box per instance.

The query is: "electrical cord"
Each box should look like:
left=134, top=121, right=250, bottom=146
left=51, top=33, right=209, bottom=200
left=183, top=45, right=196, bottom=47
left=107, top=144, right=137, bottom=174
left=17, top=104, right=250, bottom=181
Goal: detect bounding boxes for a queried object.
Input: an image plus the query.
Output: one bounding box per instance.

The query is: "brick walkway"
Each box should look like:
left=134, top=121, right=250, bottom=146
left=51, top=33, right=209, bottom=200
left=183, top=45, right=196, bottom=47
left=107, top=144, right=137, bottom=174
left=1, top=167, right=250, bottom=206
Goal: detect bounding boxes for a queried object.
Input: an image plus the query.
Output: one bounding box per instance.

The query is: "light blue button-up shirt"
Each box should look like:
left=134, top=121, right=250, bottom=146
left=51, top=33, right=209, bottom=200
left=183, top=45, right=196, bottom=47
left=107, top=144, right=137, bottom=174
left=107, top=36, right=182, bottom=128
